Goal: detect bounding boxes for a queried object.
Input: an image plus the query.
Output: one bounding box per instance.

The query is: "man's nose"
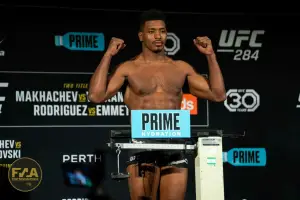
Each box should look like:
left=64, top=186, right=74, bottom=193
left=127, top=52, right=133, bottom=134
left=154, top=32, right=161, bottom=39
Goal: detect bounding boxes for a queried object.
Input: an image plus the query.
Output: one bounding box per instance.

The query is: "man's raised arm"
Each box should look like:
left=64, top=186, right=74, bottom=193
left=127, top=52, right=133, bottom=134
left=177, top=36, right=226, bottom=102
left=88, top=37, right=128, bottom=103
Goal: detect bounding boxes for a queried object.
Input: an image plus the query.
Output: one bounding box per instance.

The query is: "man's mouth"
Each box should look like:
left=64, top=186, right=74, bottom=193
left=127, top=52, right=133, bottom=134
left=154, top=41, right=163, bottom=46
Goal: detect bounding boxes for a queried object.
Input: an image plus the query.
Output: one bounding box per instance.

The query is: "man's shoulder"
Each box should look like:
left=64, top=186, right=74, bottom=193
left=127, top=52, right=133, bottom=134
left=118, top=55, right=140, bottom=68
left=111, top=57, right=139, bottom=76
left=173, top=59, right=194, bottom=70
left=115, top=60, right=135, bottom=71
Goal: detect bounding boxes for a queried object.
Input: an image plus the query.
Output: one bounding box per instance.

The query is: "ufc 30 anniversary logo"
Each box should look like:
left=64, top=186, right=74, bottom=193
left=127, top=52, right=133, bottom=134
left=217, top=30, right=265, bottom=61
left=224, top=89, right=260, bottom=112
left=8, top=157, right=42, bottom=192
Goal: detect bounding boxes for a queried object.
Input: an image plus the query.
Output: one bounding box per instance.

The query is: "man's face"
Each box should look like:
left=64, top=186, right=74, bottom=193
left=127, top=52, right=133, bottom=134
left=139, top=20, right=167, bottom=53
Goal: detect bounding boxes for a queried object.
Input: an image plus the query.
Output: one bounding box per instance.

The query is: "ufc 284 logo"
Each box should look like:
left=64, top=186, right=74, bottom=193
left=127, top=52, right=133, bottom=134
left=217, top=30, right=265, bottom=61
left=224, top=89, right=260, bottom=112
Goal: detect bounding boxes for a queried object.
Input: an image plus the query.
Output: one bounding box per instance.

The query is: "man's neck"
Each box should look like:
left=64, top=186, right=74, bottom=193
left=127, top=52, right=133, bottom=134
left=141, top=46, right=166, bottom=63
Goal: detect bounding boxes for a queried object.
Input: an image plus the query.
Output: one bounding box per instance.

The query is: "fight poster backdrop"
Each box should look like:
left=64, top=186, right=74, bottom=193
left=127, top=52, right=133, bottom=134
left=1, top=5, right=300, bottom=200
left=0, top=72, right=208, bottom=127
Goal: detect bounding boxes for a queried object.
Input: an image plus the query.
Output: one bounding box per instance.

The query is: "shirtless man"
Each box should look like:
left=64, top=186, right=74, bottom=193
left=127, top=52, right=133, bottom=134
left=88, top=9, right=226, bottom=200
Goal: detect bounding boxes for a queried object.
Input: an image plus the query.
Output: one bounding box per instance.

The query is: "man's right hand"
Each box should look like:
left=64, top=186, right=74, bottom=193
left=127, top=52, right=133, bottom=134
left=105, top=37, right=126, bottom=56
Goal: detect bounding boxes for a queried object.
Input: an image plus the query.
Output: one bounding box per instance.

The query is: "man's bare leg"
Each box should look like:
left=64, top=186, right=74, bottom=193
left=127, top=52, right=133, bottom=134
left=159, top=166, right=188, bottom=200
left=127, top=163, right=160, bottom=200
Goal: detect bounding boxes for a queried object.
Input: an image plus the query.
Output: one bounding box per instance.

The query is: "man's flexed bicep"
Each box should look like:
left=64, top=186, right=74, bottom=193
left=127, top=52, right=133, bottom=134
left=187, top=72, right=216, bottom=101
left=88, top=60, right=130, bottom=103
left=102, top=66, right=128, bottom=101
left=177, top=60, right=225, bottom=102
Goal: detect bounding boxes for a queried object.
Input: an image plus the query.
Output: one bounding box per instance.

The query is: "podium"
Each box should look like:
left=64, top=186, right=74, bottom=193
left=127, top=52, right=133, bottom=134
left=107, top=129, right=233, bottom=200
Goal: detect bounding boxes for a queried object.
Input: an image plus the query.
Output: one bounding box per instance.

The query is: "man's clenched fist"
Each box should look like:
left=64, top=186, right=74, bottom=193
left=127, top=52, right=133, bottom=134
left=105, top=37, right=126, bottom=56
left=193, top=36, right=214, bottom=55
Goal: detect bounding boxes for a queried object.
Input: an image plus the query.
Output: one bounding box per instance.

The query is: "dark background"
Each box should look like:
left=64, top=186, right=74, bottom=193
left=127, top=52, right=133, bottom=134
left=1, top=4, right=300, bottom=200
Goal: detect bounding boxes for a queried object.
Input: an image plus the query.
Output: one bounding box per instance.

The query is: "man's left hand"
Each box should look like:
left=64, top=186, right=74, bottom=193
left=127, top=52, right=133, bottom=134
left=193, top=36, right=214, bottom=55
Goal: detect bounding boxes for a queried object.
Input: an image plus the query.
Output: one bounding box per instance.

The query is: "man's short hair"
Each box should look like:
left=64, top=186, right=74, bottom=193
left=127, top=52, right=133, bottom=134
left=139, top=9, right=166, bottom=31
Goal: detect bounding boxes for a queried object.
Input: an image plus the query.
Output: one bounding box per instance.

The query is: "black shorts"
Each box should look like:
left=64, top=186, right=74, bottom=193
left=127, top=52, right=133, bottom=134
left=126, top=139, right=189, bottom=168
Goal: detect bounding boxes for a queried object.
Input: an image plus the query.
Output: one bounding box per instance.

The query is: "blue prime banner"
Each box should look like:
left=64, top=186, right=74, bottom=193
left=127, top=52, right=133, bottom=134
left=131, top=110, right=191, bottom=139
left=54, top=32, right=105, bottom=51
left=225, top=148, right=267, bottom=167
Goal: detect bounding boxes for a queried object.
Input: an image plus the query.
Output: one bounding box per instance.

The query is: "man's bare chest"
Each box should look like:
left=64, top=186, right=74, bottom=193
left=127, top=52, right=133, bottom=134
left=127, top=64, right=187, bottom=94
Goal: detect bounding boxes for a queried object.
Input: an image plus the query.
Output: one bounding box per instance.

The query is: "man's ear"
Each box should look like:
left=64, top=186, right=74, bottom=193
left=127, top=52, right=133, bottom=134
left=138, top=32, right=143, bottom=42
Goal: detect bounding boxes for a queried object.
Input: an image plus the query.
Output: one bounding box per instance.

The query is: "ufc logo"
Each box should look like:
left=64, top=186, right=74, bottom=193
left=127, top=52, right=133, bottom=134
left=219, top=30, right=265, bottom=48
left=165, top=32, right=180, bottom=56
left=0, top=82, right=9, bottom=114
left=129, top=156, right=136, bottom=161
